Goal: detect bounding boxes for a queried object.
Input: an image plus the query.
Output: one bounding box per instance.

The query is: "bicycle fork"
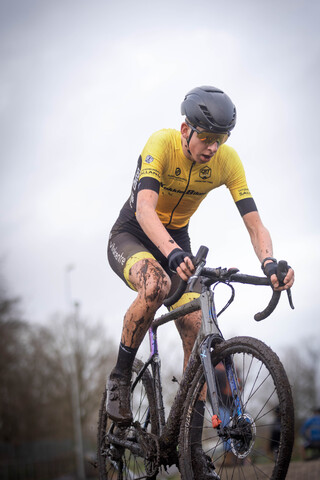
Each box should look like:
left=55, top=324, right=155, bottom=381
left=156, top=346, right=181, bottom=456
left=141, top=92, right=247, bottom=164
left=200, top=336, right=222, bottom=428
left=197, top=290, right=243, bottom=430
left=201, top=340, right=243, bottom=421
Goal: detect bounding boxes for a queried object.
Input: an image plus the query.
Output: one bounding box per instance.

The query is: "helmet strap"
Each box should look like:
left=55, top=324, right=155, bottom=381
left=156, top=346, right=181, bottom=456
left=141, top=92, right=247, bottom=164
left=186, top=129, right=194, bottom=155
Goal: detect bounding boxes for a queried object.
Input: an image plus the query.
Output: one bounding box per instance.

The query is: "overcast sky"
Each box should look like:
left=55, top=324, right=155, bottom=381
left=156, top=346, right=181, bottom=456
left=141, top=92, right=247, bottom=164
left=1, top=0, right=320, bottom=359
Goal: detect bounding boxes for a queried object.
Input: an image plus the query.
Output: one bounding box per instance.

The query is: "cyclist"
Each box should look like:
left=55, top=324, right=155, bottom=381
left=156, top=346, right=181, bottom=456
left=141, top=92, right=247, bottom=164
left=300, top=408, right=320, bottom=460
left=106, top=86, right=294, bottom=478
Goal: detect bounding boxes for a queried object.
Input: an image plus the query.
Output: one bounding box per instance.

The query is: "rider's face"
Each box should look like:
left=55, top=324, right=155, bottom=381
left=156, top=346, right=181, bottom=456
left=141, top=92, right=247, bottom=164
left=180, top=122, right=220, bottom=164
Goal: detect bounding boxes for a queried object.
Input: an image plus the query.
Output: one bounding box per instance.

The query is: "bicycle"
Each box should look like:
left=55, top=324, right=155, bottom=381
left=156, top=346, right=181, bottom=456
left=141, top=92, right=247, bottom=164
left=97, top=246, right=295, bottom=479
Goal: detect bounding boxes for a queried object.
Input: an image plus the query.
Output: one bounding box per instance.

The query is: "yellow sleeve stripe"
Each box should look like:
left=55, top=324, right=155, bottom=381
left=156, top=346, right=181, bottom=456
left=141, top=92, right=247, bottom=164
left=123, top=251, right=156, bottom=290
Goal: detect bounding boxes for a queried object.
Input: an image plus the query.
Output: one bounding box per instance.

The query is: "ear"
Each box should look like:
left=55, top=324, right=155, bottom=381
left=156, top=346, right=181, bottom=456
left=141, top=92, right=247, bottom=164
left=181, top=122, right=190, bottom=139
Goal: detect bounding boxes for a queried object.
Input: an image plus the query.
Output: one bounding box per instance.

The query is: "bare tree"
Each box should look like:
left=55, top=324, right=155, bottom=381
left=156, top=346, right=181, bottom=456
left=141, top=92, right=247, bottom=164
left=0, top=286, right=32, bottom=443
left=41, top=310, right=117, bottom=445
left=0, top=279, right=117, bottom=449
left=282, top=337, right=320, bottom=431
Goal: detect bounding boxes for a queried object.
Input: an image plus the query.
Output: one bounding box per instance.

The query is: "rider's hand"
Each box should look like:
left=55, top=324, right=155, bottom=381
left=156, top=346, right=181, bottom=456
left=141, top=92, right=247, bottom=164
left=262, top=258, right=295, bottom=291
left=167, top=248, right=195, bottom=281
left=271, top=267, right=294, bottom=291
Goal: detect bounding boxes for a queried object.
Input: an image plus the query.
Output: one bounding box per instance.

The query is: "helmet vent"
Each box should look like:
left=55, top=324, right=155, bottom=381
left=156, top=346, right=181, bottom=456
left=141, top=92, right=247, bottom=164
left=199, top=105, right=215, bottom=124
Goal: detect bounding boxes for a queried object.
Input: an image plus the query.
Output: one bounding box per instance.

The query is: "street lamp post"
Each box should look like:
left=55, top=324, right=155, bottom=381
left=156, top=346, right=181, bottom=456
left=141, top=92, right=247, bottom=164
left=65, top=266, right=86, bottom=480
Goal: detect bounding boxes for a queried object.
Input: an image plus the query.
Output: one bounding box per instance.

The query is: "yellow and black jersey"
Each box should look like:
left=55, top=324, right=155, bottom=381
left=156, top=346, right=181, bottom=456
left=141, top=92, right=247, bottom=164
left=113, top=128, right=257, bottom=234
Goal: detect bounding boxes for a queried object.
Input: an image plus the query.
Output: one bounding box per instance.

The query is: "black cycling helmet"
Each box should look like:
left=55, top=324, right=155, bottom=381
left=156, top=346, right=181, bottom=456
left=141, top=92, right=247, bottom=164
left=181, top=86, right=236, bottom=133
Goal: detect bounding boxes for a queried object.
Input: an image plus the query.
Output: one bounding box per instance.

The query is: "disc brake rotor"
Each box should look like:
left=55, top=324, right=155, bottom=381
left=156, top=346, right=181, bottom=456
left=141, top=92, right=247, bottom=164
left=230, top=413, right=256, bottom=458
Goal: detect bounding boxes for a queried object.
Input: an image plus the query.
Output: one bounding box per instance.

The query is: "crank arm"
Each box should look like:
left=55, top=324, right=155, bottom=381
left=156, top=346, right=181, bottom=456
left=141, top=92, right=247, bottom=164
left=107, top=433, right=144, bottom=457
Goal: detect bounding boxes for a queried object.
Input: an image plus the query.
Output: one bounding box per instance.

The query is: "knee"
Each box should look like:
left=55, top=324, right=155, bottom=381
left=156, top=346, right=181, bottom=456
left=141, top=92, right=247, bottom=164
left=145, top=264, right=171, bottom=305
left=132, top=259, right=171, bottom=307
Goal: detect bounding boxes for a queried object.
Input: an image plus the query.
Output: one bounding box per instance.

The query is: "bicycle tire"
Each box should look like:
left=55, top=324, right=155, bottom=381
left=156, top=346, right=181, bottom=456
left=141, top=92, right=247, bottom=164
left=179, top=336, right=294, bottom=480
left=97, top=358, right=159, bottom=479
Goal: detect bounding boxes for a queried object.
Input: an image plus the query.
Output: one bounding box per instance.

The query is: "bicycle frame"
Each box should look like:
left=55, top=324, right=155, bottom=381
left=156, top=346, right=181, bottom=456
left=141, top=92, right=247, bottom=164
left=100, top=247, right=295, bottom=479
left=133, top=283, right=240, bottom=453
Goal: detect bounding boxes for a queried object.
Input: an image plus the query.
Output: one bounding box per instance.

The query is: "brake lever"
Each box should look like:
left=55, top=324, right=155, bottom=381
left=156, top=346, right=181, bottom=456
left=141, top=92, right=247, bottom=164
left=277, top=260, right=294, bottom=310
left=286, top=289, right=294, bottom=309
left=188, top=261, right=206, bottom=291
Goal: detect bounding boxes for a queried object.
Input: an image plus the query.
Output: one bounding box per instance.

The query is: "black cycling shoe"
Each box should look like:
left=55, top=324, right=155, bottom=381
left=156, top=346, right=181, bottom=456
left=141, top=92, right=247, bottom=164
left=106, top=373, right=133, bottom=425
left=191, top=445, right=220, bottom=480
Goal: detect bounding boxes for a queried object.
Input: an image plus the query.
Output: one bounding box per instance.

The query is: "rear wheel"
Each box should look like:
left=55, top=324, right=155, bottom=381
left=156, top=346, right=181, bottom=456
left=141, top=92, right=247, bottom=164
left=97, top=359, right=159, bottom=479
left=179, top=336, right=294, bottom=480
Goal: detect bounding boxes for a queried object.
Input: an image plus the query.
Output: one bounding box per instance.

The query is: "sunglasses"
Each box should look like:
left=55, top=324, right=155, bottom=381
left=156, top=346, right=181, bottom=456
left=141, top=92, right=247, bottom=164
left=186, top=121, right=230, bottom=146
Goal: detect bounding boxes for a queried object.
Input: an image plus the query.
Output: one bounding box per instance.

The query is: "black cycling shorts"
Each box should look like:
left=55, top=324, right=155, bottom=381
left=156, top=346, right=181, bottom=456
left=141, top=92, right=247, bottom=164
left=107, top=224, right=201, bottom=307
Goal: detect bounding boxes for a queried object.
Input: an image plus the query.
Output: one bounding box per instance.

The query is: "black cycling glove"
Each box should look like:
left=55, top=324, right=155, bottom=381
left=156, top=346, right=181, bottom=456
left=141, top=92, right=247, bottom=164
left=261, top=257, right=278, bottom=279
left=167, top=248, right=192, bottom=273
left=261, top=257, right=291, bottom=286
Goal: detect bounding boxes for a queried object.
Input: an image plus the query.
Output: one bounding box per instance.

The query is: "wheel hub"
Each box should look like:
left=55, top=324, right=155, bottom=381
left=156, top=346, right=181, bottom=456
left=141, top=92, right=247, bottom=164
left=219, top=413, right=256, bottom=459
left=230, top=413, right=256, bottom=458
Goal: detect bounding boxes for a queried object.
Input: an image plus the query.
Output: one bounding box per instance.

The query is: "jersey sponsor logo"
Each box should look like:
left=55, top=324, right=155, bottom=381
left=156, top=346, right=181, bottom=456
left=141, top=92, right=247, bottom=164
left=129, top=192, right=135, bottom=208
left=238, top=187, right=251, bottom=197
left=130, top=165, right=141, bottom=208
left=199, top=166, right=212, bottom=180
left=160, top=183, right=206, bottom=196
left=168, top=173, right=187, bottom=183
left=141, top=168, right=161, bottom=179
left=195, top=179, right=213, bottom=184
left=160, top=184, right=185, bottom=195
left=132, top=166, right=141, bottom=190
left=145, top=155, right=154, bottom=164
left=109, top=241, right=126, bottom=266
left=186, top=189, right=206, bottom=196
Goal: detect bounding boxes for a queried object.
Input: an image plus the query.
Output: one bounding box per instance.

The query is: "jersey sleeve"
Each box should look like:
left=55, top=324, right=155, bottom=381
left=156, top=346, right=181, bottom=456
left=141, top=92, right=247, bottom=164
left=138, top=131, right=168, bottom=187
left=223, top=146, right=258, bottom=216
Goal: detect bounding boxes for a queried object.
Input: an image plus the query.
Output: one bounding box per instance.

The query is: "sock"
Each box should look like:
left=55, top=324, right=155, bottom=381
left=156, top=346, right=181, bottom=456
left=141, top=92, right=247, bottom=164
left=112, top=342, right=138, bottom=380
left=190, top=400, right=205, bottom=448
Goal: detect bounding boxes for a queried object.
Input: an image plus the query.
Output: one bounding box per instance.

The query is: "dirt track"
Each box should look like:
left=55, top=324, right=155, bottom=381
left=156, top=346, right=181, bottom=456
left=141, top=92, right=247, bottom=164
left=286, top=459, right=320, bottom=480
left=158, top=459, right=320, bottom=479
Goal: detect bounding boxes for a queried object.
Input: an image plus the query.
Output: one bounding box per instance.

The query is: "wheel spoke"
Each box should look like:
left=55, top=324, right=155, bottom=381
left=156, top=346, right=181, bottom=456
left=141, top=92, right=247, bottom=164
left=179, top=336, right=294, bottom=480
left=97, top=359, right=159, bottom=479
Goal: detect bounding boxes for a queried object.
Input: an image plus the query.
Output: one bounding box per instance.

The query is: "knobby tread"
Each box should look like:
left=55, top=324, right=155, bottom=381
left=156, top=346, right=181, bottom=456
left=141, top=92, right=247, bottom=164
left=179, top=336, right=294, bottom=480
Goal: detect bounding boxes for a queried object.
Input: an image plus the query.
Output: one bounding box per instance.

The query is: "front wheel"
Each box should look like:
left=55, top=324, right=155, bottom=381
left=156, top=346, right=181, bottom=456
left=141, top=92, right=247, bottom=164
left=179, top=336, right=294, bottom=480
